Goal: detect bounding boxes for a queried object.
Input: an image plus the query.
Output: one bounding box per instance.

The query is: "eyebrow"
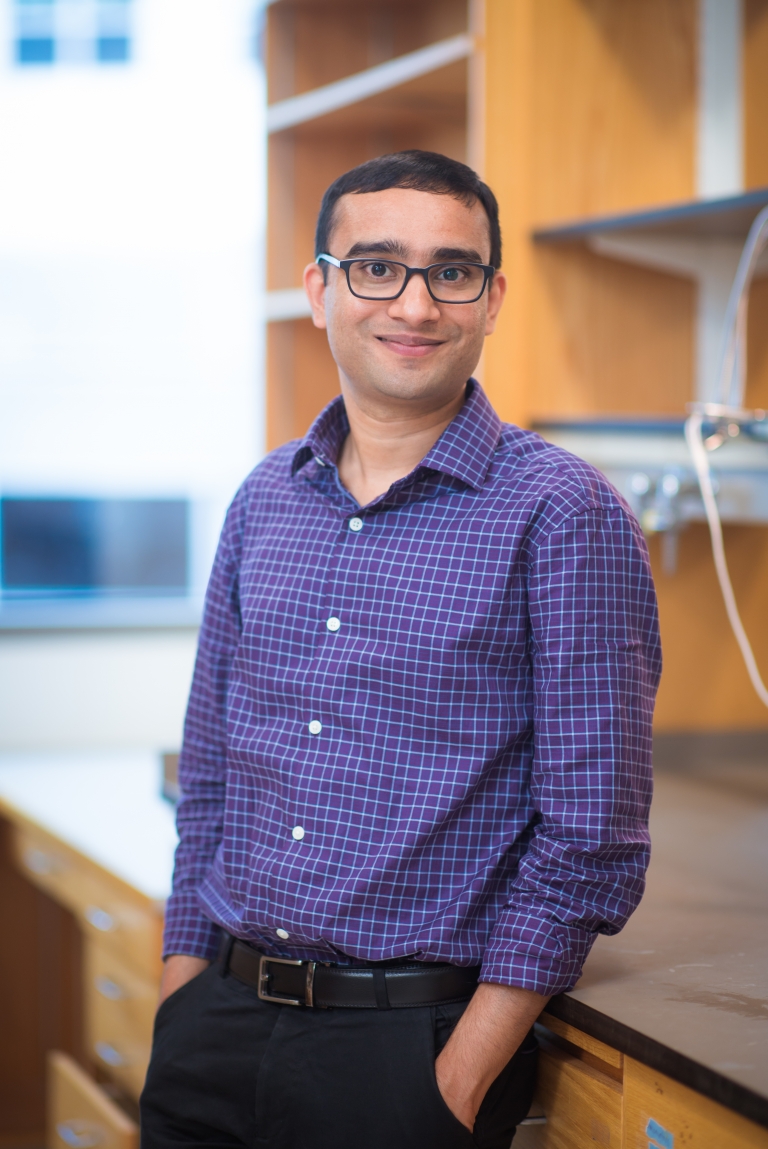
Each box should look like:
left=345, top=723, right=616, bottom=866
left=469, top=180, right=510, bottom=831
left=343, top=240, right=487, bottom=264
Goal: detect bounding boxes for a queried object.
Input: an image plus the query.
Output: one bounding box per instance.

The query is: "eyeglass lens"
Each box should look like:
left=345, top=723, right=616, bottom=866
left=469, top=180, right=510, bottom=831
left=347, top=260, right=486, bottom=302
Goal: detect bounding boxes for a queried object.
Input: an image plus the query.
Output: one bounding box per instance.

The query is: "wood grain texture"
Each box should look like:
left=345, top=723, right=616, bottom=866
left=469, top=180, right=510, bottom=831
left=481, top=0, right=535, bottom=428
left=528, top=245, right=694, bottom=418
left=745, top=0, right=768, bottom=191
left=540, top=1013, right=623, bottom=1071
left=528, top=0, right=695, bottom=226
left=0, top=818, right=83, bottom=1147
left=623, top=1056, right=768, bottom=1149
left=483, top=0, right=696, bottom=428
left=532, top=1041, right=623, bottom=1149
left=650, top=524, right=768, bottom=731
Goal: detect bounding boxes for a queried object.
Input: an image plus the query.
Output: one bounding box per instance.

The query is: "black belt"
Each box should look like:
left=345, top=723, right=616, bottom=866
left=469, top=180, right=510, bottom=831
left=223, top=937, right=480, bottom=1009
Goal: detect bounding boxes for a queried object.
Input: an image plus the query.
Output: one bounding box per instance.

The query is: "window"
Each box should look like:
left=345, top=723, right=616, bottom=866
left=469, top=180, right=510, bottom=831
left=14, top=0, right=132, bottom=67
left=1, top=498, right=188, bottom=598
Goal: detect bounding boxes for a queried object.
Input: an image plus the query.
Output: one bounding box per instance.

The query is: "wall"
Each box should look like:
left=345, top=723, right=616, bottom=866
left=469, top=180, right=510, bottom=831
left=0, top=0, right=263, bottom=752
left=0, top=629, right=198, bottom=752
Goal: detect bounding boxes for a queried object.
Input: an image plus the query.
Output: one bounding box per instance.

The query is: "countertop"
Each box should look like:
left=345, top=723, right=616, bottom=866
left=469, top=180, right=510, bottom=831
left=552, top=757, right=768, bottom=1126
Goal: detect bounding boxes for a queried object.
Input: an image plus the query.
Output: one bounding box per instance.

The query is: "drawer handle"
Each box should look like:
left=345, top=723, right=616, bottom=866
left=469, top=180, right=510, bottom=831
left=94, top=975, right=125, bottom=1001
left=95, top=1041, right=126, bottom=1067
left=56, top=1120, right=105, bottom=1148
left=85, top=906, right=116, bottom=932
left=520, top=1116, right=547, bottom=1126
left=24, top=848, right=59, bottom=876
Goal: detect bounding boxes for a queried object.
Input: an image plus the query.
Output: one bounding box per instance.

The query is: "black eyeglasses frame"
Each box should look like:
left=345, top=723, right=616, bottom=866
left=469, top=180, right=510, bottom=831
left=316, top=253, right=495, bottom=304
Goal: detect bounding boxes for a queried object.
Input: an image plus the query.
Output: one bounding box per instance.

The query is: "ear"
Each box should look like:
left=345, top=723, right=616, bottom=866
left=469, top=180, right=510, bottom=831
left=303, top=262, right=328, bottom=330
left=484, top=271, right=507, bottom=336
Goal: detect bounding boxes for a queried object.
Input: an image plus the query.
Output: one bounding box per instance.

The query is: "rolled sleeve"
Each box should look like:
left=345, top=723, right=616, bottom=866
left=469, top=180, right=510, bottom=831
left=481, top=502, right=661, bottom=994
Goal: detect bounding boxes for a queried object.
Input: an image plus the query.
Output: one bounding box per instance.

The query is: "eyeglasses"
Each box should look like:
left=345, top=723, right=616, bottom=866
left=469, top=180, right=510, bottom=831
left=317, top=253, right=495, bottom=304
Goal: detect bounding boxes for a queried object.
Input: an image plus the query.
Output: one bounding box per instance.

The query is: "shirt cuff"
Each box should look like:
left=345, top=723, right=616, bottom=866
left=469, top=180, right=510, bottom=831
left=480, top=909, right=597, bottom=995
left=162, top=890, right=222, bottom=962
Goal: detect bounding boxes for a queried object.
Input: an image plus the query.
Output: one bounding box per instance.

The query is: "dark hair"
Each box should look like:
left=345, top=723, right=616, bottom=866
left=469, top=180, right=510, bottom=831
left=314, top=150, right=502, bottom=270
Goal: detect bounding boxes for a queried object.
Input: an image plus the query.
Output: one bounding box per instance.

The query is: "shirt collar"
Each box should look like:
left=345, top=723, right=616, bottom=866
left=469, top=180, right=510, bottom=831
left=291, top=379, right=502, bottom=493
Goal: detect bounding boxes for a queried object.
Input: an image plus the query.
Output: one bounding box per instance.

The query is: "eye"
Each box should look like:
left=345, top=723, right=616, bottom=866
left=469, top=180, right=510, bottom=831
left=435, top=265, right=469, bottom=282
left=360, top=261, right=396, bottom=278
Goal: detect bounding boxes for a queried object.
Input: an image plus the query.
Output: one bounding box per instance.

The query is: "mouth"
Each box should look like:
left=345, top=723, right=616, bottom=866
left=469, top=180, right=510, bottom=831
left=374, top=334, right=445, bottom=359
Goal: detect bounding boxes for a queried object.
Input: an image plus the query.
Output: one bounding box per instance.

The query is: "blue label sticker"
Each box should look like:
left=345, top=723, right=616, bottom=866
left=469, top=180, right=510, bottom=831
left=646, top=1118, right=674, bottom=1149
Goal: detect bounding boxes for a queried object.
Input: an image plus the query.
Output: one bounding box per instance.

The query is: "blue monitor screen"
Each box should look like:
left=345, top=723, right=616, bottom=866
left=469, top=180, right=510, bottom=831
left=1, top=498, right=188, bottom=597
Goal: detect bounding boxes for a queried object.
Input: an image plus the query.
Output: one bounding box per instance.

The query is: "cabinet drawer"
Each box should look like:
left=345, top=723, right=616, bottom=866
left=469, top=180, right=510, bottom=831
left=624, top=1057, right=768, bottom=1149
left=47, top=1051, right=138, bottom=1149
left=13, top=822, right=163, bottom=981
left=532, top=1042, right=623, bottom=1149
left=85, top=941, right=158, bottom=1100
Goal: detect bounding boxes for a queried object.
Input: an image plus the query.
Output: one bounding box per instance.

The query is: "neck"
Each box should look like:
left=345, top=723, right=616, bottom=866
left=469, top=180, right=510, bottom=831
left=336, top=380, right=468, bottom=506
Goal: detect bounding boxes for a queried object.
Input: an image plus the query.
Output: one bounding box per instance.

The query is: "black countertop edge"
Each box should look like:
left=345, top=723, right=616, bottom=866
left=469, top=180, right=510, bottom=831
left=545, top=994, right=768, bottom=1131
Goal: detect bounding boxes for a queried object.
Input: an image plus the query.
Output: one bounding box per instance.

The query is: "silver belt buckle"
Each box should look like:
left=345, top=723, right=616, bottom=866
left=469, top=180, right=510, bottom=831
left=258, top=954, right=317, bottom=1007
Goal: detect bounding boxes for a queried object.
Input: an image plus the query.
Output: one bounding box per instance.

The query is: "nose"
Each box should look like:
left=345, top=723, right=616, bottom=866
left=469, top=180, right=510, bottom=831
left=386, top=270, right=441, bottom=324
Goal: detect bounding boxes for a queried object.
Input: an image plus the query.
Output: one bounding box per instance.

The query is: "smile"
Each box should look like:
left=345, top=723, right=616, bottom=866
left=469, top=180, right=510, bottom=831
left=375, top=335, right=445, bottom=358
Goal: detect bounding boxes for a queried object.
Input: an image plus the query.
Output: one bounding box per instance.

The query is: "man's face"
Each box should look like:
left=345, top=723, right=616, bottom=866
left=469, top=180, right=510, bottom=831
left=304, top=187, right=506, bottom=409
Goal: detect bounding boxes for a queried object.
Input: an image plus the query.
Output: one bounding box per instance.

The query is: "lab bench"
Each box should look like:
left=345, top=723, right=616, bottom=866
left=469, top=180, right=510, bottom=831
left=0, top=750, right=766, bottom=1149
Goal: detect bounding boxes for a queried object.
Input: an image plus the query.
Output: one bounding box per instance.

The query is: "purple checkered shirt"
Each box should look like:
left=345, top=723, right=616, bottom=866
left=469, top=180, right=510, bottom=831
left=164, top=381, right=661, bottom=994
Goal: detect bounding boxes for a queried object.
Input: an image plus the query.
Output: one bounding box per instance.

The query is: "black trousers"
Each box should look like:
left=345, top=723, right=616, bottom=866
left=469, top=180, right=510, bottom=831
left=140, top=959, right=538, bottom=1149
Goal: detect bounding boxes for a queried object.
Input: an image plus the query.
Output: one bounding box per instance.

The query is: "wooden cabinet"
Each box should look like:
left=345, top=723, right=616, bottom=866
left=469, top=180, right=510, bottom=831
left=522, top=1014, right=768, bottom=1149
left=534, top=1042, right=622, bottom=1149
left=10, top=813, right=164, bottom=1106
left=624, top=1057, right=768, bottom=1149
left=13, top=820, right=163, bottom=983
left=1, top=808, right=162, bottom=1142
left=85, top=942, right=156, bottom=1100
left=47, top=1052, right=138, bottom=1149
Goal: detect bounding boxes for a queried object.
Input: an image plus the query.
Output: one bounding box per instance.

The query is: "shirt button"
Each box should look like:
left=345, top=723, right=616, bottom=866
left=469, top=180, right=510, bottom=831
left=308, top=719, right=322, bottom=735
left=276, top=928, right=290, bottom=940
left=291, top=825, right=305, bottom=841
left=326, top=616, right=341, bottom=632
left=349, top=517, right=363, bottom=532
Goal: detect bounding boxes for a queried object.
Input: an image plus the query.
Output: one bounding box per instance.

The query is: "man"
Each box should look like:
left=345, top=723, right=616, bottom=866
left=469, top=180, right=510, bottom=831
left=140, top=151, right=661, bottom=1149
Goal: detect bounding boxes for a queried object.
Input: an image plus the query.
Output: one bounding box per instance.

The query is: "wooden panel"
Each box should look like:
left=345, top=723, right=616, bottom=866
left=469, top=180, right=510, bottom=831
left=623, top=1056, right=768, bottom=1149
left=482, top=0, right=696, bottom=427
left=266, top=0, right=467, bottom=104
left=481, top=0, right=535, bottom=428
left=651, top=524, right=768, bottom=731
left=532, top=1041, right=623, bottom=1149
left=652, top=265, right=768, bottom=731
left=528, top=246, right=693, bottom=419
left=9, top=819, right=163, bottom=982
left=528, top=0, right=695, bottom=225
left=744, top=0, right=768, bottom=190
left=539, top=1013, right=622, bottom=1072
left=747, top=278, right=768, bottom=411
left=0, top=819, right=83, bottom=1148
left=47, top=1052, right=137, bottom=1149
left=85, top=942, right=157, bottom=1102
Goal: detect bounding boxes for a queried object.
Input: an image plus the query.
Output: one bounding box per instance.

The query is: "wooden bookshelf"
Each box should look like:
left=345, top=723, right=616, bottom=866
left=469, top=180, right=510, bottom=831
left=264, top=0, right=473, bottom=448
left=263, top=0, right=768, bottom=733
